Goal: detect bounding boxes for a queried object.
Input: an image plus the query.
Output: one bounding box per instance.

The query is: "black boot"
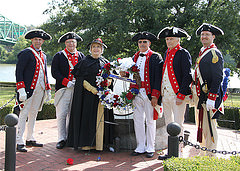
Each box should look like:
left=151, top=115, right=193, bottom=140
left=17, top=144, right=27, bottom=152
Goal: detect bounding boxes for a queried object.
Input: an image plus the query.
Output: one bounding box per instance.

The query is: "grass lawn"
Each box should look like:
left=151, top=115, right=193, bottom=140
left=0, top=86, right=56, bottom=107
left=224, top=93, right=240, bottom=107
left=0, top=86, right=16, bottom=106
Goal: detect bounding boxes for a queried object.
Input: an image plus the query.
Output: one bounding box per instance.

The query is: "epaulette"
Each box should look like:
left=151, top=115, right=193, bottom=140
left=211, top=49, right=219, bottom=63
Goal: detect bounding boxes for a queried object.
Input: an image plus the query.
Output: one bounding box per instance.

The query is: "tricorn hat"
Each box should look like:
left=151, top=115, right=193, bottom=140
left=157, top=27, right=191, bottom=40
left=25, top=29, right=52, bottom=40
left=196, top=23, right=224, bottom=36
left=58, top=32, right=83, bottom=43
left=132, top=31, right=157, bottom=42
left=88, top=38, right=107, bottom=48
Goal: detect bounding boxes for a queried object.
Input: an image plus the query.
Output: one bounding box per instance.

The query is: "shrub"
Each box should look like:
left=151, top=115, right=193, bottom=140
left=0, top=104, right=14, bottom=125
left=0, top=102, right=56, bottom=125
left=217, top=108, right=240, bottom=130
left=37, top=102, right=56, bottom=120
left=163, top=156, right=240, bottom=170
left=187, top=107, right=240, bottom=130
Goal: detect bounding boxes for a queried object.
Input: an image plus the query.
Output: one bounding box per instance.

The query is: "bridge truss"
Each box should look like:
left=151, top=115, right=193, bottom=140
left=0, top=14, right=27, bottom=45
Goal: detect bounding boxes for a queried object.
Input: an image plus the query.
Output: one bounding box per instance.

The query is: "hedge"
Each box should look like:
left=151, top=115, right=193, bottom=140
left=0, top=102, right=56, bottom=125
left=0, top=103, right=239, bottom=130
left=163, top=155, right=240, bottom=170
left=186, top=106, right=240, bottom=130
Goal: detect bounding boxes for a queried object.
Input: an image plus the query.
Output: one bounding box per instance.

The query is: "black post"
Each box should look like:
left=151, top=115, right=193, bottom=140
left=4, top=113, right=18, bottom=171
left=158, top=122, right=181, bottom=160
left=183, top=130, right=190, bottom=147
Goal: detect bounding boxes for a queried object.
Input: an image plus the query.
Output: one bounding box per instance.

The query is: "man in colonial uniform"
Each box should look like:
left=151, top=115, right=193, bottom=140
left=130, top=31, right=163, bottom=158
left=157, top=27, right=192, bottom=158
left=193, top=23, right=224, bottom=156
left=15, top=29, right=52, bottom=152
left=51, top=32, right=85, bottom=149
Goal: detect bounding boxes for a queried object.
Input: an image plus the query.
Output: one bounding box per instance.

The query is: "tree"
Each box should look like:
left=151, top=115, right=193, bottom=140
left=5, top=36, right=29, bottom=64
left=0, top=44, right=8, bottom=62
left=41, top=0, right=239, bottom=74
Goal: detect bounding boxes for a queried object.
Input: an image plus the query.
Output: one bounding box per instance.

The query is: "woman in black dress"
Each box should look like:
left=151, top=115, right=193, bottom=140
left=67, top=38, right=114, bottom=151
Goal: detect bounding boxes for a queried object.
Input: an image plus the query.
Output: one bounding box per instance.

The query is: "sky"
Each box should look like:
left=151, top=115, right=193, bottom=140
left=0, top=0, right=52, bottom=27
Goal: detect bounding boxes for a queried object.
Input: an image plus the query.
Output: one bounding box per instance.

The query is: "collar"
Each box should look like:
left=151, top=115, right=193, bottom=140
left=66, top=48, right=76, bottom=55
left=201, top=43, right=216, bottom=52
left=31, top=44, right=41, bottom=52
left=167, top=44, right=181, bottom=54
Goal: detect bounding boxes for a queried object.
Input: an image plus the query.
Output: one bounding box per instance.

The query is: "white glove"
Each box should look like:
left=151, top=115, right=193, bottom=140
left=206, top=98, right=215, bottom=111
left=67, top=81, right=75, bottom=88
left=18, top=88, right=27, bottom=102
left=45, top=90, right=51, bottom=102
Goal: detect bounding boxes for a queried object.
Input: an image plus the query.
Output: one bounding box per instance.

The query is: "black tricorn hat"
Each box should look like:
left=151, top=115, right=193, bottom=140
left=25, top=29, right=52, bottom=40
left=196, top=23, right=224, bottom=36
left=132, top=31, right=157, bottom=41
left=87, top=38, right=107, bottom=48
left=157, top=27, right=191, bottom=40
left=58, top=32, right=83, bottom=43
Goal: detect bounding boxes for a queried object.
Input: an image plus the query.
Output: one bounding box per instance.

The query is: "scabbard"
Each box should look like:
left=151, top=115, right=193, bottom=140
left=197, top=106, right=203, bottom=143
left=207, top=110, right=215, bottom=143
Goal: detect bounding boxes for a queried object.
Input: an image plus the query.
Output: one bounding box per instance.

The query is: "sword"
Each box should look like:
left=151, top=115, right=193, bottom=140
left=207, top=110, right=215, bottom=143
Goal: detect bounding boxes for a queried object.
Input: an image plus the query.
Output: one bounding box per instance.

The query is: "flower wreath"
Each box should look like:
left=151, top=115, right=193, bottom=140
left=96, top=57, right=140, bottom=109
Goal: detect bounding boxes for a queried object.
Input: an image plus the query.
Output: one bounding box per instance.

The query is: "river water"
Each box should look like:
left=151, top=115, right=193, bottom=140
left=0, top=64, right=55, bottom=84
left=1, top=64, right=240, bottom=88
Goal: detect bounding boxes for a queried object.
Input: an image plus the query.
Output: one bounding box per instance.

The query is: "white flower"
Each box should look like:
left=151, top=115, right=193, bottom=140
left=107, top=94, right=115, bottom=103
left=96, top=76, right=104, bottom=85
left=118, top=57, right=135, bottom=71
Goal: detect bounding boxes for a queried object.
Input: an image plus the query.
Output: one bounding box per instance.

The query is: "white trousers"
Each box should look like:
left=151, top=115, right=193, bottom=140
left=162, top=95, right=186, bottom=137
left=55, top=88, right=74, bottom=142
left=133, top=93, right=156, bottom=153
left=16, top=85, right=45, bottom=145
left=193, top=93, right=218, bottom=157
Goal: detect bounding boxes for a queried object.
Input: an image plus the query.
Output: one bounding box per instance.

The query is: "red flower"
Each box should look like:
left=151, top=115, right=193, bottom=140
left=67, top=158, right=74, bottom=165
left=130, top=84, right=139, bottom=89
left=100, top=80, right=108, bottom=87
left=104, top=63, right=111, bottom=70
left=126, top=92, right=134, bottom=100
left=113, top=102, right=119, bottom=107
left=131, top=65, right=139, bottom=72
left=114, top=95, right=119, bottom=100
left=105, top=91, right=109, bottom=96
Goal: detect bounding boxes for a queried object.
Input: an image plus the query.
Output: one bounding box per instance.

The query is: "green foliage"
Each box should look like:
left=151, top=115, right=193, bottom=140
left=0, top=85, right=56, bottom=124
left=187, top=106, right=240, bottom=130
left=4, top=36, right=29, bottom=64
left=218, top=108, right=240, bottom=130
left=163, top=156, right=240, bottom=171
left=0, top=103, right=56, bottom=125
left=37, top=102, right=56, bottom=120
left=0, top=45, right=8, bottom=62
left=39, top=0, right=240, bottom=71
left=0, top=104, right=13, bottom=125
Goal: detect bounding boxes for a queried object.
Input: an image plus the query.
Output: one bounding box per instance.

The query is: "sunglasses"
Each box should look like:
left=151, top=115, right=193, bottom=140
left=138, top=40, right=148, bottom=44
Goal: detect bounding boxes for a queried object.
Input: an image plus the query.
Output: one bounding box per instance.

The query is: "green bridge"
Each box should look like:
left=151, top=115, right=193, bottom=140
left=0, top=14, right=27, bottom=45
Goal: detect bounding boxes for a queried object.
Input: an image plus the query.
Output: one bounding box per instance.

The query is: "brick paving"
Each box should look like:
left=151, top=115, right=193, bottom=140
left=0, top=119, right=239, bottom=170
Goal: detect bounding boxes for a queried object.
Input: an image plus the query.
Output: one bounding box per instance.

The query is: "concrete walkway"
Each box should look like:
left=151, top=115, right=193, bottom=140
left=0, top=119, right=239, bottom=170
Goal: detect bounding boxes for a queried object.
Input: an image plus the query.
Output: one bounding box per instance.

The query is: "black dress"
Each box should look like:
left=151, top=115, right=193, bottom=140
left=67, top=55, right=114, bottom=150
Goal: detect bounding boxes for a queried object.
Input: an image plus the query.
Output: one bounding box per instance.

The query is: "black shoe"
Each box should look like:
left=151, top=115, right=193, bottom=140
left=146, top=152, right=154, bottom=158
left=17, top=144, right=27, bottom=152
left=158, top=154, right=170, bottom=160
left=56, top=140, right=66, bottom=149
left=131, top=151, right=144, bottom=156
left=26, top=140, right=43, bottom=147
